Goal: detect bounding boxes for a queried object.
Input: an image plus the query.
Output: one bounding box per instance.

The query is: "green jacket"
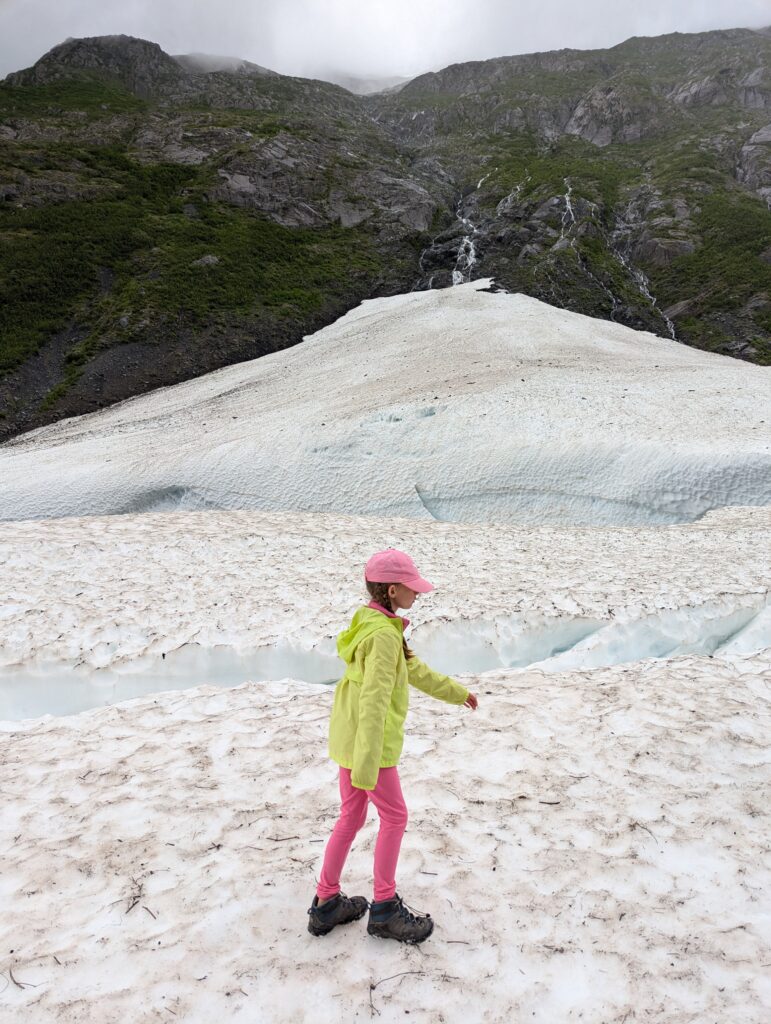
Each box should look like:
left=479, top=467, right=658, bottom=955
left=328, top=606, right=469, bottom=790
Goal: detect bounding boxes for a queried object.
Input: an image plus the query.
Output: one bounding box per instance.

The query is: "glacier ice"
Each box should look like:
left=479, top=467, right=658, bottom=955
left=1, top=281, right=769, bottom=525
left=2, top=599, right=768, bottom=721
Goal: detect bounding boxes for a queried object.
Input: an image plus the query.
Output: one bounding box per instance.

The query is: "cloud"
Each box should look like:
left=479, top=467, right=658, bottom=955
left=0, top=0, right=769, bottom=81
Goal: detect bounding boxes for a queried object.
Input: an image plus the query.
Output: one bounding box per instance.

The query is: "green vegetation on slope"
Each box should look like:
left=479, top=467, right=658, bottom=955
left=483, top=132, right=640, bottom=211
left=650, top=190, right=771, bottom=362
left=0, top=78, right=149, bottom=117
left=0, top=144, right=386, bottom=395
left=655, top=190, right=771, bottom=311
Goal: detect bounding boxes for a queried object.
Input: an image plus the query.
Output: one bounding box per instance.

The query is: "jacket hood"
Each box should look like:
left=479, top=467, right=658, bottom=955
left=336, top=606, right=404, bottom=664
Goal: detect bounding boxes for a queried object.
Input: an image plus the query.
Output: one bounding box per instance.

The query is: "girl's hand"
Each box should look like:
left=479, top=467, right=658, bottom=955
left=464, top=692, right=478, bottom=710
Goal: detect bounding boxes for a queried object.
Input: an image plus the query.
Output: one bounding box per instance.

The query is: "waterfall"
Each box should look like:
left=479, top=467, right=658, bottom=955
left=558, top=184, right=677, bottom=340
left=452, top=169, right=495, bottom=286
left=611, top=205, right=677, bottom=340
left=621, top=254, right=677, bottom=340
left=452, top=193, right=478, bottom=285
left=413, top=165, right=498, bottom=290
left=561, top=179, right=576, bottom=238
left=496, top=175, right=531, bottom=216
left=452, top=237, right=478, bottom=285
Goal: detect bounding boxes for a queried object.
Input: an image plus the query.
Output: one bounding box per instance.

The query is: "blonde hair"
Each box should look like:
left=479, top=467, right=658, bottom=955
left=365, top=580, right=415, bottom=660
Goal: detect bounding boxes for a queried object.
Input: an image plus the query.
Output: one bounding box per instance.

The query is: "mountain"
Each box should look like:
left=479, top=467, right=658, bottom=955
left=170, top=53, right=279, bottom=78
left=370, top=28, right=771, bottom=343
left=2, top=280, right=769, bottom=525
left=1, top=29, right=770, bottom=440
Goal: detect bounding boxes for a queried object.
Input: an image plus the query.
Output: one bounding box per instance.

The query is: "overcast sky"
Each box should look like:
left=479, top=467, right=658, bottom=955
left=1, top=0, right=769, bottom=82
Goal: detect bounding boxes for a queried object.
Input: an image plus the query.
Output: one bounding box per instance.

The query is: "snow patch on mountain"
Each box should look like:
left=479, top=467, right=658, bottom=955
left=1, top=281, right=769, bottom=525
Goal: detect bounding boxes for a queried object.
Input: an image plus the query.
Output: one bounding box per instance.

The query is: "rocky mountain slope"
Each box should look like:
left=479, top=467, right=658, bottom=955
left=1, top=29, right=770, bottom=439
left=371, top=29, right=771, bottom=346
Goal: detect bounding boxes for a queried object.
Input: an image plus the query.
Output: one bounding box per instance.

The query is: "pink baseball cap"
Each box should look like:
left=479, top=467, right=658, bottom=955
left=364, top=548, right=435, bottom=593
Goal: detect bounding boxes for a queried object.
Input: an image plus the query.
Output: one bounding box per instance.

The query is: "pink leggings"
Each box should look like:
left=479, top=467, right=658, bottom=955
left=316, top=765, right=408, bottom=903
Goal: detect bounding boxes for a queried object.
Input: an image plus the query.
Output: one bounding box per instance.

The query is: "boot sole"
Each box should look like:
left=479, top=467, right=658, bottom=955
left=367, top=921, right=434, bottom=945
left=308, top=905, right=367, bottom=936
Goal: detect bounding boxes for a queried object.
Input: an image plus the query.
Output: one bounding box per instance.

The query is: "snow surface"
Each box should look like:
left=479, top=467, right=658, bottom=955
left=1, top=506, right=770, bottom=1021
left=2, top=283, right=770, bottom=1021
left=1, top=281, right=770, bottom=526
left=2, top=652, right=770, bottom=1022
left=1, top=506, right=769, bottom=719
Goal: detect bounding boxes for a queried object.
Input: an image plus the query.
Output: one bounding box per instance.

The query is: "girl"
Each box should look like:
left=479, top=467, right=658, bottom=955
left=307, top=548, right=478, bottom=944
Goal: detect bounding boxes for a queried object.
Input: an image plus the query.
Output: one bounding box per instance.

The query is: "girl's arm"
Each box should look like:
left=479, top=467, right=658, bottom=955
left=351, top=630, right=401, bottom=790
left=407, top=656, right=470, bottom=705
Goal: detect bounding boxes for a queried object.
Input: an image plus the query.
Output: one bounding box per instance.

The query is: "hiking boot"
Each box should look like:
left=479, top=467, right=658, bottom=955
left=367, top=892, right=434, bottom=944
left=307, top=891, right=368, bottom=936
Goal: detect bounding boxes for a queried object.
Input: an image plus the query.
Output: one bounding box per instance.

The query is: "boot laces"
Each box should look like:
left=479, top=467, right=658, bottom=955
left=336, top=891, right=360, bottom=910
left=396, top=895, right=428, bottom=925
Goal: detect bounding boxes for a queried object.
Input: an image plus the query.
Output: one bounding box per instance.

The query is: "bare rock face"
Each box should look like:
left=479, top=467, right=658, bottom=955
left=669, top=76, right=732, bottom=108
left=4, top=35, right=187, bottom=99
left=206, top=131, right=441, bottom=232
left=564, top=85, right=652, bottom=146
left=632, top=237, right=696, bottom=266
left=738, top=67, right=771, bottom=109
left=131, top=117, right=248, bottom=166
left=737, top=123, right=771, bottom=204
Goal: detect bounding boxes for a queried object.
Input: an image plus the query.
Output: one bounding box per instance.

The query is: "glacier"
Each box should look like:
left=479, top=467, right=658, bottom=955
left=2, top=597, right=769, bottom=721
left=2, top=284, right=770, bottom=1023
left=1, top=281, right=769, bottom=525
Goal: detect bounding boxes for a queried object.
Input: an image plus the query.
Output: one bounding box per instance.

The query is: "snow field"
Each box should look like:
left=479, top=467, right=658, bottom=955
left=0, top=504, right=769, bottom=1018
left=1, top=282, right=769, bottom=525
left=1, top=656, right=769, bottom=1023
left=2, top=595, right=770, bottom=721
left=0, top=504, right=769, bottom=719
left=1, top=267, right=770, bottom=1024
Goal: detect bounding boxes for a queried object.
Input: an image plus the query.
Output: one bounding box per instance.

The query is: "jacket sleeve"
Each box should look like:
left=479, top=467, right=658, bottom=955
left=407, top=655, right=469, bottom=705
left=351, top=630, right=402, bottom=791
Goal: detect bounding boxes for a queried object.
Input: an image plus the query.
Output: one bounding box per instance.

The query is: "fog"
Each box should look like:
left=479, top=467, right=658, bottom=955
left=0, top=0, right=769, bottom=84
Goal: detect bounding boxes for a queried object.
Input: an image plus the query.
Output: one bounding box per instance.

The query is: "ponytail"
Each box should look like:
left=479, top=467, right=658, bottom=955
left=365, top=580, right=414, bottom=660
